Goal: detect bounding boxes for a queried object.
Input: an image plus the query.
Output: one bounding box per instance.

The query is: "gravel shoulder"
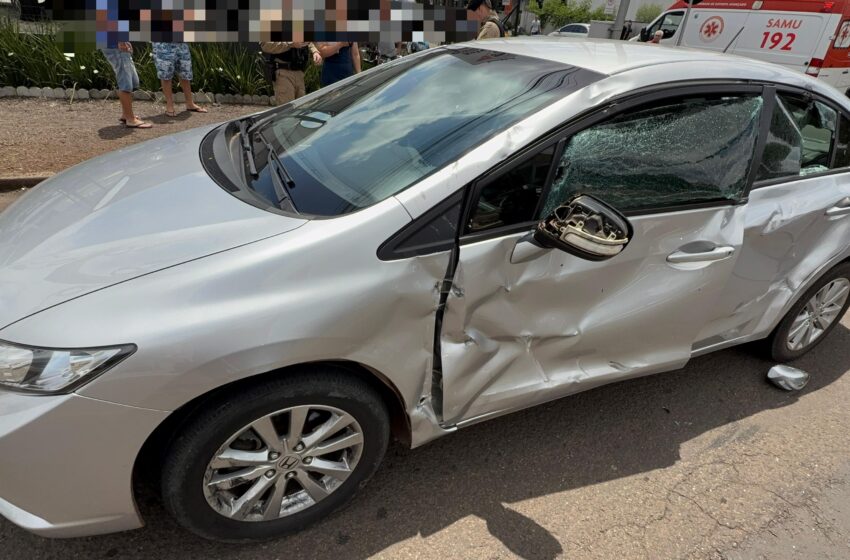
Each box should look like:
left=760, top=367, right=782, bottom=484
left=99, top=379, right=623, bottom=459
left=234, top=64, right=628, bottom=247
left=0, top=98, right=263, bottom=178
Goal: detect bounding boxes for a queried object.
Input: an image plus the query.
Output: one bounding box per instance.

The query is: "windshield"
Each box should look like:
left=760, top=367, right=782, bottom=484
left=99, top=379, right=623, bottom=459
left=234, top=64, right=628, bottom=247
left=245, top=47, right=600, bottom=216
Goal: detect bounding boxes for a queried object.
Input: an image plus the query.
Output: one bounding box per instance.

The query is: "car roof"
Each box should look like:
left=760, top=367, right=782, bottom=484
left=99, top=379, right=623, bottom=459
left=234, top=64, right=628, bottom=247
left=465, top=37, right=792, bottom=78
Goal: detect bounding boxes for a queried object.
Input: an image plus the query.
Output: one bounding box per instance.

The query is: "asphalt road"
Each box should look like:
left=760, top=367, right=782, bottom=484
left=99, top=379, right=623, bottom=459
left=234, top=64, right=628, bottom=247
left=2, top=188, right=850, bottom=559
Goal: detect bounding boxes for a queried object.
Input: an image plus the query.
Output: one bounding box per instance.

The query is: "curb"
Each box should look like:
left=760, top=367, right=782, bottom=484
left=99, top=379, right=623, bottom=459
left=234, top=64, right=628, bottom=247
left=0, top=86, right=276, bottom=107
left=0, top=175, right=51, bottom=192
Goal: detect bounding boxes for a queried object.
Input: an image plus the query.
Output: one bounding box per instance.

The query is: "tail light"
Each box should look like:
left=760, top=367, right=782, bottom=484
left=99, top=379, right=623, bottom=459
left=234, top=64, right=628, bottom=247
left=806, top=58, right=824, bottom=76
left=821, top=1, right=834, bottom=11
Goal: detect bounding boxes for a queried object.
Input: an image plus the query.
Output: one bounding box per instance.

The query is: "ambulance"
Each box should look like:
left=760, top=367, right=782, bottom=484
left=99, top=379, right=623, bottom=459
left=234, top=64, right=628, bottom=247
left=634, top=0, right=850, bottom=94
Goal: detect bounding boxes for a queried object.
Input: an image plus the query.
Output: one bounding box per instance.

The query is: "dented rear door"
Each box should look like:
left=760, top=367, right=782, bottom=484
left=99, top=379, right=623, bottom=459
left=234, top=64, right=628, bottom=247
left=694, top=88, right=850, bottom=349
left=439, top=87, right=767, bottom=426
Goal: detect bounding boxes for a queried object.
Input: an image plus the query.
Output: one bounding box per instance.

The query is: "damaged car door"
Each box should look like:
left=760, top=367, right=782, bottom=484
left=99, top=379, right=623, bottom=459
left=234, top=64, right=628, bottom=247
left=693, top=87, right=850, bottom=353
left=439, top=86, right=767, bottom=426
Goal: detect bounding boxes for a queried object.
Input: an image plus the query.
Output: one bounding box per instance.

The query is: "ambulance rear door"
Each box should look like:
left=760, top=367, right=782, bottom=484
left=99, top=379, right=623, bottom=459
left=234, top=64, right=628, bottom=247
left=716, top=11, right=834, bottom=73
left=820, top=18, right=850, bottom=91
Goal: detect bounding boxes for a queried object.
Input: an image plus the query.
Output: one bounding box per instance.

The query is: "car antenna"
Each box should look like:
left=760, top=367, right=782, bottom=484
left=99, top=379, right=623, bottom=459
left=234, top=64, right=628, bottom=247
left=723, top=27, right=745, bottom=53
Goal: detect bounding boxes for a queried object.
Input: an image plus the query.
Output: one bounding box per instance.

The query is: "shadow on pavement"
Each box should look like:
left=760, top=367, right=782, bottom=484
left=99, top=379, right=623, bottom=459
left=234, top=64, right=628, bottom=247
left=5, top=325, right=850, bottom=560
left=97, top=124, right=137, bottom=141
left=146, top=111, right=192, bottom=125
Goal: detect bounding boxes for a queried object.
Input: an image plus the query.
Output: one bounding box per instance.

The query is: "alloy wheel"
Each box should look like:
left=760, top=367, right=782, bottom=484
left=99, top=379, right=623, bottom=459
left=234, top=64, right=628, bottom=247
left=786, top=278, right=850, bottom=351
left=202, top=405, right=364, bottom=521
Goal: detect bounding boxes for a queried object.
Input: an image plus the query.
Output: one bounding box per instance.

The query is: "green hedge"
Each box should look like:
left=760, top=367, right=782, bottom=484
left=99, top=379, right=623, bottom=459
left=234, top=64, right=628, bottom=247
left=0, top=20, right=325, bottom=95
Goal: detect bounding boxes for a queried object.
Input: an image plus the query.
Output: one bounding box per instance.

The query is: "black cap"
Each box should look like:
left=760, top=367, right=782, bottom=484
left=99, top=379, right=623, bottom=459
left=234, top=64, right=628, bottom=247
left=466, top=0, right=492, bottom=10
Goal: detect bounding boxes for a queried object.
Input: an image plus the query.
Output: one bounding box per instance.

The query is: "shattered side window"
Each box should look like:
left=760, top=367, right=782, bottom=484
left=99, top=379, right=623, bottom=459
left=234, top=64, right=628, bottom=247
left=542, top=95, right=763, bottom=215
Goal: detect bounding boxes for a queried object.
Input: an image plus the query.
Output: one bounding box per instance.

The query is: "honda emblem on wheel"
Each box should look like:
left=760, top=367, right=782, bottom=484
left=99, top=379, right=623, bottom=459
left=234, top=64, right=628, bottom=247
left=279, top=455, right=299, bottom=470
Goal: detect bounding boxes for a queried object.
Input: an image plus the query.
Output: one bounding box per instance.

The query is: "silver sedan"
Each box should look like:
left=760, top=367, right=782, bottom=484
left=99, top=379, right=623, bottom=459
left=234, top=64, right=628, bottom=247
left=1, top=39, right=849, bottom=542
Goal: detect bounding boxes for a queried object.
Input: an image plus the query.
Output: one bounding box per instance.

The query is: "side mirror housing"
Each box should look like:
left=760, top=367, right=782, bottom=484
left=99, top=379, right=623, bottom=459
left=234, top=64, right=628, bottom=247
left=533, top=195, right=632, bottom=261
left=639, top=28, right=649, bottom=41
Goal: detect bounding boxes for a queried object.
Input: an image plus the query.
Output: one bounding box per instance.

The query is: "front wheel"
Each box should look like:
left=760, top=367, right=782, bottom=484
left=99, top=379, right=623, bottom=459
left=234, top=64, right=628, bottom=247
left=767, top=263, right=850, bottom=362
left=160, top=369, right=390, bottom=542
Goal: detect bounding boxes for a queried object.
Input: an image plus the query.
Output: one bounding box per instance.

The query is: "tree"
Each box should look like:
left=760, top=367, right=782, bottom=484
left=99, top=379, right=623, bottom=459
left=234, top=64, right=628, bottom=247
left=527, top=0, right=609, bottom=28
left=635, top=3, right=663, bottom=23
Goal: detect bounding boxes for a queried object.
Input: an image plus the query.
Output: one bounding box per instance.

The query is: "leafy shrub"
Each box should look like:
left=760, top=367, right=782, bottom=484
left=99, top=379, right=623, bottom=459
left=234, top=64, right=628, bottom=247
left=0, top=19, right=333, bottom=96
left=527, top=0, right=612, bottom=30
left=635, top=3, right=663, bottom=23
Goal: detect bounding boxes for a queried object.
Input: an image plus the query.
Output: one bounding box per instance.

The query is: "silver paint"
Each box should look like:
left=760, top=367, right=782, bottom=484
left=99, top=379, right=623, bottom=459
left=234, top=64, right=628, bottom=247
left=440, top=205, right=746, bottom=425
left=0, top=39, right=849, bottom=537
left=767, top=364, right=811, bottom=391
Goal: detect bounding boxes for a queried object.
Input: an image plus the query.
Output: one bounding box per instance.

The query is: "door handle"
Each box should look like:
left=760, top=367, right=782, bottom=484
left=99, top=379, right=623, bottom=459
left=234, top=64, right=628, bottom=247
left=826, top=197, right=850, bottom=217
left=667, top=246, right=735, bottom=264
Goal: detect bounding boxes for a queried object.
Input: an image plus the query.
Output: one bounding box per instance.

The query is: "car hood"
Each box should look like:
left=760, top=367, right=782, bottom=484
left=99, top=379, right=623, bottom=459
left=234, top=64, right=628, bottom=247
left=0, top=126, right=305, bottom=329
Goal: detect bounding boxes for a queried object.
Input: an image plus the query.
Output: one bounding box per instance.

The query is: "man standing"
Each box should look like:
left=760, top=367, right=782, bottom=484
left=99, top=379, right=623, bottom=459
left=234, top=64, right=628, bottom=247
left=466, top=0, right=505, bottom=39
left=100, top=42, right=151, bottom=129
left=620, top=20, right=633, bottom=40
left=260, top=42, right=321, bottom=105
left=151, top=42, right=208, bottom=117
left=530, top=17, right=541, bottom=35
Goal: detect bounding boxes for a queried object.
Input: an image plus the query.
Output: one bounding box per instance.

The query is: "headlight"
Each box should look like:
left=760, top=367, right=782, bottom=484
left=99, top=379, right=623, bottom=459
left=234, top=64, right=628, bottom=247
left=0, top=340, right=136, bottom=394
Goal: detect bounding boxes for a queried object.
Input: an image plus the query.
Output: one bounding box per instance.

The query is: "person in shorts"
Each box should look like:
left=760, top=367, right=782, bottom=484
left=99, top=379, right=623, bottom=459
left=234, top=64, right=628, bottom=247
left=100, top=42, right=152, bottom=129
left=151, top=42, right=208, bottom=117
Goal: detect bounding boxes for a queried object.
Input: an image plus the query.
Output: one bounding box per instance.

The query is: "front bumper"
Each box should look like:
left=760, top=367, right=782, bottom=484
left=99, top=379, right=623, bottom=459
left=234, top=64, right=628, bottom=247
left=0, top=391, right=168, bottom=538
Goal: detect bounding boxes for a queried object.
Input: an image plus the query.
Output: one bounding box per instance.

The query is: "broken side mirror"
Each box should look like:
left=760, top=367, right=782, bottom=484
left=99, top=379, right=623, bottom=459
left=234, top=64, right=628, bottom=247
left=533, top=195, right=632, bottom=261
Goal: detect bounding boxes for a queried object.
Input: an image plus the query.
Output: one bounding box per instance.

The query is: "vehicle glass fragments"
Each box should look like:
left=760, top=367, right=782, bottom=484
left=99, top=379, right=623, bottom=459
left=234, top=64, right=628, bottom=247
left=543, top=95, right=763, bottom=215
left=248, top=47, right=599, bottom=216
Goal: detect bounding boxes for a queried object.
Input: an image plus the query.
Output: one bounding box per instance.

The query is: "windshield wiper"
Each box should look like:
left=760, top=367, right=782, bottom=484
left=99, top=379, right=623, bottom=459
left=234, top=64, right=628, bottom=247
left=238, top=118, right=258, bottom=178
left=255, top=131, right=298, bottom=213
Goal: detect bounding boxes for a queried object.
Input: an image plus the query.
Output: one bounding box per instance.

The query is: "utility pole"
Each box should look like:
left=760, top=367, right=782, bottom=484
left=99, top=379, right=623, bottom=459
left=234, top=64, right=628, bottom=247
left=611, top=0, right=631, bottom=40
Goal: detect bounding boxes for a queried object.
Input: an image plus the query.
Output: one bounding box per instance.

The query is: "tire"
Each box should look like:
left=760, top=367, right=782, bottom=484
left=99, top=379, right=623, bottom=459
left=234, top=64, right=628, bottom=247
left=160, top=368, right=390, bottom=542
left=766, top=262, right=850, bottom=362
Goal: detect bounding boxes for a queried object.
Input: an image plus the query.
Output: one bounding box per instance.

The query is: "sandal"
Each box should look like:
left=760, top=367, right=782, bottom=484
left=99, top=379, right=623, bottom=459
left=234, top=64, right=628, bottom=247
left=164, top=110, right=178, bottom=117
left=187, top=106, right=208, bottom=113
left=124, top=120, right=153, bottom=129
left=118, top=115, right=141, bottom=123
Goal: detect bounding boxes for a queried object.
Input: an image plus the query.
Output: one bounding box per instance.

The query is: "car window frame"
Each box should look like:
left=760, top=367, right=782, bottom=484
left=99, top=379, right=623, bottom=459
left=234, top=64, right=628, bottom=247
left=378, top=81, right=774, bottom=259
left=458, top=81, right=771, bottom=245
left=647, top=10, right=684, bottom=36
left=751, top=84, right=850, bottom=190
